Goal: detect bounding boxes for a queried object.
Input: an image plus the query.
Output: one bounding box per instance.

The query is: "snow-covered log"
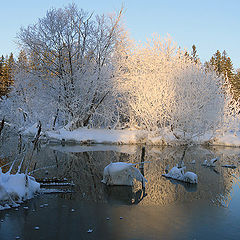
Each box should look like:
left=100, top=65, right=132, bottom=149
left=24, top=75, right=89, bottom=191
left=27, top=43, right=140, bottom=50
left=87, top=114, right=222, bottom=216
left=162, top=166, right=198, bottom=184
left=202, top=157, right=219, bottom=167
left=102, top=162, right=148, bottom=187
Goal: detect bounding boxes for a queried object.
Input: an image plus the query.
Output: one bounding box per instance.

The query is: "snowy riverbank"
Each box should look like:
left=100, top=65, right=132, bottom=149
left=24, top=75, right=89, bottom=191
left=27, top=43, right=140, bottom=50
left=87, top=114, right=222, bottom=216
left=22, top=123, right=240, bottom=147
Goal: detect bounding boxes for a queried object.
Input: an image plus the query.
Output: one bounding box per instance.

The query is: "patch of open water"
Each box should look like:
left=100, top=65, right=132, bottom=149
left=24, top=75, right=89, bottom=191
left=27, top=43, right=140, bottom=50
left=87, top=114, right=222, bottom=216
left=0, top=141, right=240, bottom=239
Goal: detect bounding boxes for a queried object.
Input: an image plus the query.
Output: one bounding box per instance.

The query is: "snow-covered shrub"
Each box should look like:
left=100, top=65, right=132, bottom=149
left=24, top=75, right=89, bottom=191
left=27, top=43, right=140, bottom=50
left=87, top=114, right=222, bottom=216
left=113, top=34, right=232, bottom=141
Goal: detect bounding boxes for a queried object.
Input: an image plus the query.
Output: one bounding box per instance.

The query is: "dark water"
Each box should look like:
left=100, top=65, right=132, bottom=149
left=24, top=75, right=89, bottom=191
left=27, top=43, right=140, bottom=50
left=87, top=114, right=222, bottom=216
left=0, top=140, right=240, bottom=239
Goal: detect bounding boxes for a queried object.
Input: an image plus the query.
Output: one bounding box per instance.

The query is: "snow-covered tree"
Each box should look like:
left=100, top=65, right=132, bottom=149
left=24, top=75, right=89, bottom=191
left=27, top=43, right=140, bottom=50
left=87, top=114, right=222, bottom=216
left=113, top=34, right=236, bottom=141
left=15, top=4, right=124, bottom=129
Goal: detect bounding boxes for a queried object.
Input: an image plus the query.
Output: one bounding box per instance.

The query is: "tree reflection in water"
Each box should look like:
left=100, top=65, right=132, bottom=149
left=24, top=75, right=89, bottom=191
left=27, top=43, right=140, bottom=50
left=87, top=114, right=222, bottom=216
left=0, top=140, right=240, bottom=208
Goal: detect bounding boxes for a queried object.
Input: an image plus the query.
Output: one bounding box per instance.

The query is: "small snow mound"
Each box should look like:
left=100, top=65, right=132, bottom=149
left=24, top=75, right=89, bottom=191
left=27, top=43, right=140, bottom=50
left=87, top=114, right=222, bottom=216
left=0, top=168, right=40, bottom=210
left=163, top=166, right=198, bottom=184
left=182, top=172, right=198, bottom=184
left=102, top=162, right=147, bottom=187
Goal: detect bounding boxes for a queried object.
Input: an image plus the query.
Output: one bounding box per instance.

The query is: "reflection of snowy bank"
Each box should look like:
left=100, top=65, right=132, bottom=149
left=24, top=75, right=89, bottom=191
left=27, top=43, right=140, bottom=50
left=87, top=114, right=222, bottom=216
left=22, top=125, right=240, bottom=147
left=0, top=168, right=40, bottom=210
left=50, top=144, right=138, bottom=155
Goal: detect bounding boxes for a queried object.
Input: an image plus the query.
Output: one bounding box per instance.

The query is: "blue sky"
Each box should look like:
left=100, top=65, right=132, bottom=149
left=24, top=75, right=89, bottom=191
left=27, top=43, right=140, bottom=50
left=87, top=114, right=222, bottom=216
left=1, top=0, right=239, bottom=68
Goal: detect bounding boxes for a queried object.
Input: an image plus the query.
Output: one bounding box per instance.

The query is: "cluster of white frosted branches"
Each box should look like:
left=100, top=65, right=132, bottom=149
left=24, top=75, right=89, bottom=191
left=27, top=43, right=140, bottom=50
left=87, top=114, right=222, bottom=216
left=220, top=80, right=240, bottom=134
left=1, top=4, right=124, bottom=130
left=0, top=69, right=56, bottom=129
left=113, top=34, right=232, bottom=140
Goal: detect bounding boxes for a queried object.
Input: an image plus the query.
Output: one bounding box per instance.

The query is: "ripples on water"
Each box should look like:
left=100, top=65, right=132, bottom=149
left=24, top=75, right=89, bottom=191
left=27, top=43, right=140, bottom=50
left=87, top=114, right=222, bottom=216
left=0, top=135, right=240, bottom=239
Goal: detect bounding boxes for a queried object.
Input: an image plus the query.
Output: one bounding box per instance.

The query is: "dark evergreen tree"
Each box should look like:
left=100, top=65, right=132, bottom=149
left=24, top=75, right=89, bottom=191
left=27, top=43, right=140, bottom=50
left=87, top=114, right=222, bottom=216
left=209, top=50, right=222, bottom=75
left=206, top=50, right=239, bottom=99
left=0, top=55, right=4, bottom=77
left=17, top=50, right=28, bottom=69
left=0, top=53, right=15, bottom=96
left=191, top=44, right=199, bottom=64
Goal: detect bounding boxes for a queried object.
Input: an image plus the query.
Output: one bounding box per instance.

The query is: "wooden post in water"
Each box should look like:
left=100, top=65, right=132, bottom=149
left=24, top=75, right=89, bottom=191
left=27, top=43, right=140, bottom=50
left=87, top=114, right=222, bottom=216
left=178, top=145, right=188, bottom=168
left=140, top=147, right=145, bottom=189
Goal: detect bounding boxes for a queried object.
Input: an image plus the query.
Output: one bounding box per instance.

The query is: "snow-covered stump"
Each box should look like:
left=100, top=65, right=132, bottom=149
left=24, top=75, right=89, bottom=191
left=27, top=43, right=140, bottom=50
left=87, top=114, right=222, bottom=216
left=102, top=162, right=148, bottom=187
left=0, top=168, right=40, bottom=210
left=162, top=166, right=198, bottom=184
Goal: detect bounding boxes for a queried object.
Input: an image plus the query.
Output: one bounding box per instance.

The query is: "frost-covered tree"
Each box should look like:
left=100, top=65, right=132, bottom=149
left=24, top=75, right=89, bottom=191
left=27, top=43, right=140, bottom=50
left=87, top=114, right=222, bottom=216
left=15, top=4, right=124, bottom=129
left=113, top=34, right=236, bottom=141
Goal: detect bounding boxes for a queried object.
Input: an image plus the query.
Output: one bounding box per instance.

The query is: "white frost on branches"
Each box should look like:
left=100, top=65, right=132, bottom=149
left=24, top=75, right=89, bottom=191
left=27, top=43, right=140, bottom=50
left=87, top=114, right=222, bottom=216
left=4, top=4, right=124, bottom=130
left=113, top=34, right=239, bottom=142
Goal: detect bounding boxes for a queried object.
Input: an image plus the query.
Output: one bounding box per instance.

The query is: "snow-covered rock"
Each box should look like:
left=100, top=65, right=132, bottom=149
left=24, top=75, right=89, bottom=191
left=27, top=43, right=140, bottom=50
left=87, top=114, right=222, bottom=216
left=0, top=168, right=40, bottom=210
left=101, top=162, right=148, bottom=187
left=162, top=166, right=198, bottom=184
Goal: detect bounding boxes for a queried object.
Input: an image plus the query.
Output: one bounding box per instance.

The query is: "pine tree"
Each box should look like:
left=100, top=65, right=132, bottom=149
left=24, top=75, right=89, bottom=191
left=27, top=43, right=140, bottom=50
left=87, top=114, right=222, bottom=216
left=231, top=68, right=240, bottom=99
left=6, top=53, right=15, bottom=87
left=17, top=50, right=28, bottom=69
left=191, top=44, right=199, bottom=64
left=209, top=50, right=222, bottom=75
left=0, top=55, right=6, bottom=96
left=206, top=50, right=240, bottom=99
left=207, top=50, right=234, bottom=80
left=0, top=55, right=4, bottom=77
left=0, top=53, right=15, bottom=96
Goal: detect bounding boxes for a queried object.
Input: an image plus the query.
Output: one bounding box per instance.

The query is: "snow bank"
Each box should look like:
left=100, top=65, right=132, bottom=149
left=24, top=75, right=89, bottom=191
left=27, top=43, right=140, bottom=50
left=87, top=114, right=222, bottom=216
left=45, top=127, right=149, bottom=144
left=22, top=125, right=240, bottom=147
left=0, top=168, right=40, bottom=210
left=213, top=132, right=240, bottom=147
left=44, top=127, right=213, bottom=146
left=162, top=166, right=198, bottom=184
left=102, top=162, right=147, bottom=187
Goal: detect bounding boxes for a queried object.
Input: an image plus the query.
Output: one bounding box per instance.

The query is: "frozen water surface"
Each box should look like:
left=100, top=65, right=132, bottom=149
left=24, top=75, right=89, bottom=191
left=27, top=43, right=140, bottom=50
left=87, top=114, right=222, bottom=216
left=0, top=140, right=240, bottom=240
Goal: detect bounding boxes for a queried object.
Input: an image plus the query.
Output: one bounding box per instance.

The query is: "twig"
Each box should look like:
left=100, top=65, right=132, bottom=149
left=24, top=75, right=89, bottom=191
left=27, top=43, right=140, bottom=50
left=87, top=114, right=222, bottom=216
left=0, top=118, right=4, bottom=135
